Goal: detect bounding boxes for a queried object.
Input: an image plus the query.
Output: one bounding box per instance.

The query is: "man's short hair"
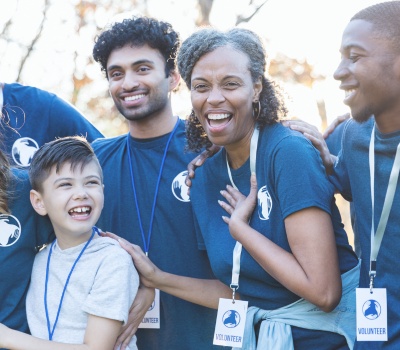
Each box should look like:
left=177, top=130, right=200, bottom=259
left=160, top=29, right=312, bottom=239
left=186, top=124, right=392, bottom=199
left=351, top=1, right=400, bottom=51
left=93, top=16, right=180, bottom=78
left=29, top=137, right=103, bottom=193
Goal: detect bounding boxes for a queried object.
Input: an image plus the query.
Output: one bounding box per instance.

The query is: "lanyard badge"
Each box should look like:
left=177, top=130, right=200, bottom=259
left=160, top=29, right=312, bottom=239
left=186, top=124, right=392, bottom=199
left=356, top=124, right=400, bottom=341
left=45, top=227, right=100, bottom=340
left=126, top=118, right=179, bottom=329
left=213, top=125, right=259, bottom=348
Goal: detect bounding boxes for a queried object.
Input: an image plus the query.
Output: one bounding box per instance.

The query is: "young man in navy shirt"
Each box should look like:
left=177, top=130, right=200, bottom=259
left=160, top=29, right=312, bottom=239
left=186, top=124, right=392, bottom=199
left=0, top=82, right=103, bottom=167
left=92, top=17, right=217, bottom=350
left=283, top=2, right=400, bottom=348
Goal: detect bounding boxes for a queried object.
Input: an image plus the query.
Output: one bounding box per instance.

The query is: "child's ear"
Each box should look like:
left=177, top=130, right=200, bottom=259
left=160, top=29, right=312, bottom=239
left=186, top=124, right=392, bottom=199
left=30, top=190, right=48, bottom=216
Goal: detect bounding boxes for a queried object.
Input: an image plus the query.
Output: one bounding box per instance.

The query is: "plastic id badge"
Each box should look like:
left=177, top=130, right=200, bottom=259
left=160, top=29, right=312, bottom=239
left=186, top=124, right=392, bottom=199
left=356, top=288, right=387, bottom=341
left=139, top=288, right=160, bottom=329
left=213, top=298, right=248, bottom=348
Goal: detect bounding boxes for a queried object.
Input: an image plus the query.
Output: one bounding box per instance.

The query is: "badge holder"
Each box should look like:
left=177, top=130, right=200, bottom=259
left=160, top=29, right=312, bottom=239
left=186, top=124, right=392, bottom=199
left=355, top=125, right=400, bottom=342
left=139, top=288, right=160, bottom=329
left=213, top=125, right=259, bottom=348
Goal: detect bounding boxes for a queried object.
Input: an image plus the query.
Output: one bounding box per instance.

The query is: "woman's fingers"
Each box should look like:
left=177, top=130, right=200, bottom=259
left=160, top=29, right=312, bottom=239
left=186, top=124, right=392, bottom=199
left=222, top=216, right=230, bottom=224
left=218, top=200, right=234, bottom=215
left=247, top=174, right=258, bottom=204
left=220, top=189, right=237, bottom=207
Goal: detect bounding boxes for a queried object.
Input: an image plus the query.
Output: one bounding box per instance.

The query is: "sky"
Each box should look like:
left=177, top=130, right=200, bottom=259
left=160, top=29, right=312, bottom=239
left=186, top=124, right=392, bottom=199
left=0, top=0, right=383, bottom=130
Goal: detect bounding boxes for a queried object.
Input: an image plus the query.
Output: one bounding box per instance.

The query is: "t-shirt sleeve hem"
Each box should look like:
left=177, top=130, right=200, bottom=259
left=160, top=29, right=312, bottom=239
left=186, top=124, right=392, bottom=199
left=282, top=200, right=332, bottom=219
left=82, top=303, right=128, bottom=326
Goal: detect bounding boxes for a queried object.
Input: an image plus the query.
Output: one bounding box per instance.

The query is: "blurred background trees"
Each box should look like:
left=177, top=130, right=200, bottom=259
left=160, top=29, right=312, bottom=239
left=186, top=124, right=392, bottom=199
left=0, top=0, right=326, bottom=136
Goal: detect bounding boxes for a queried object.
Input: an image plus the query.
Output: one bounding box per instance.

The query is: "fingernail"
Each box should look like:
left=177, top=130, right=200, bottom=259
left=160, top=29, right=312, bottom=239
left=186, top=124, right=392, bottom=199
left=282, top=121, right=288, bottom=126
left=218, top=200, right=222, bottom=205
left=118, top=239, right=125, bottom=245
left=220, top=190, right=224, bottom=195
left=196, top=159, right=202, bottom=166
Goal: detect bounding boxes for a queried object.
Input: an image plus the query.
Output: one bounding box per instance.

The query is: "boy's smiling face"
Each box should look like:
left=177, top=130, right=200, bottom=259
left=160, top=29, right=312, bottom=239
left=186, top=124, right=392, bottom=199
left=31, top=160, right=104, bottom=247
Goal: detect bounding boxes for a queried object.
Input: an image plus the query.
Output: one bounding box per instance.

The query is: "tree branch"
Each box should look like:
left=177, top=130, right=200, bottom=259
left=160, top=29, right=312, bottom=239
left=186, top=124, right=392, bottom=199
left=236, top=0, right=269, bottom=26
left=16, top=0, right=50, bottom=82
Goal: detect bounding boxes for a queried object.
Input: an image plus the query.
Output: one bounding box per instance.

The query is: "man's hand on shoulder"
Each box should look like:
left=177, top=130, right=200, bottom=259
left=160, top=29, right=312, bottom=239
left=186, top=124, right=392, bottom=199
left=322, top=113, right=350, bottom=139
left=185, top=144, right=222, bottom=195
left=281, top=119, right=335, bottom=175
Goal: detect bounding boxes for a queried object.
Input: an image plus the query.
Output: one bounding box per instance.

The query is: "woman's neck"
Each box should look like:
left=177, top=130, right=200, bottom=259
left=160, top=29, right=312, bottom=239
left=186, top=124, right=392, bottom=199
left=225, top=123, right=255, bottom=170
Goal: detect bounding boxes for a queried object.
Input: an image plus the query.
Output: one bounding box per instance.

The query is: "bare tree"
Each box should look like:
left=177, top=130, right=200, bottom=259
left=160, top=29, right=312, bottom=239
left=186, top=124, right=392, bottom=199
left=236, top=0, right=269, bottom=26
left=196, top=0, right=214, bottom=26
left=16, top=0, right=51, bottom=82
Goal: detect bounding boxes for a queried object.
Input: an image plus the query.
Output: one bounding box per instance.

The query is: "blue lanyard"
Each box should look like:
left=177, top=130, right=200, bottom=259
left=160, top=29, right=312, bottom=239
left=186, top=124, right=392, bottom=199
left=44, top=226, right=101, bottom=340
left=126, top=118, right=180, bottom=256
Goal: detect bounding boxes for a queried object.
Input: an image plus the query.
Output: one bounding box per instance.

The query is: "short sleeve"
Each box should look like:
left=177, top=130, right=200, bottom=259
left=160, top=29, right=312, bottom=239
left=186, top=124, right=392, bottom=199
left=329, top=148, right=353, bottom=202
left=273, top=136, right=334, bottom=219
left=82, top=248, right=139, bottom=326
left=49, top=95, right=104, bottom=143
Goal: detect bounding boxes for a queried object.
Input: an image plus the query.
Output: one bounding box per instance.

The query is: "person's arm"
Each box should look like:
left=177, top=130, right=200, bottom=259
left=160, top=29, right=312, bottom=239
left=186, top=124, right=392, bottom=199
left=219, top=174, right=342, bottom=313
left=0, top=315, right=122, bottom=350
left=113, top=284, right=155, bottom=350
left=101, top=232, right=235, bottom=310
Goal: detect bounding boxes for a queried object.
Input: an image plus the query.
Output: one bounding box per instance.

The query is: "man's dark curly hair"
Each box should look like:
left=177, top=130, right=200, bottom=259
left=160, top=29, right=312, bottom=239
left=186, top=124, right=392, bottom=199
left=351, top=1, right=400, bottom=52
left=93, top=16, right=180, bottom=78
left=177, top=28, right=288, bottom=153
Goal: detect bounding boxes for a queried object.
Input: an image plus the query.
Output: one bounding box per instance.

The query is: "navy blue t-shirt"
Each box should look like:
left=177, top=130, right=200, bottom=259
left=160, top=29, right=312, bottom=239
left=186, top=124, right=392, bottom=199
left=0, top=169, right=53, bottom=339
left=92, top=119, right=218, bottom=350
left=325, top=122, right=360, bottom=257
left=1, top=83, right=103, bottom=167
left=191, top=122, right=358, bottom=349
left=330, top=118, right=400, bottom=349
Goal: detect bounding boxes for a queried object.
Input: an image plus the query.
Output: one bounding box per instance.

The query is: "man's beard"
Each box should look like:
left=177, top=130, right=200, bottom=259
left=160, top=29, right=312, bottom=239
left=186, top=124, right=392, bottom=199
left=115, top=89, right=169, bottom=121
left=352, top=104, right=374, bottom=124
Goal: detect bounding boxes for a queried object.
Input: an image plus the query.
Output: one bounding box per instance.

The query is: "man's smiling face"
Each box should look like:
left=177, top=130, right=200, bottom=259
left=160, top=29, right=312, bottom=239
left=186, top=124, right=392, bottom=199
left=334, top=19, right=400, bottom=123
left=107, top=44, right=170, bottom=121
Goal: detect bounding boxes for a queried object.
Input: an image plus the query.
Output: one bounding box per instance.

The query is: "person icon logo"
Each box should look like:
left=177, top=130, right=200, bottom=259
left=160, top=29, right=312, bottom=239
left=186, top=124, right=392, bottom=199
left=258, top=186, right=272, bottom=220
left=172, top=171, right=190, bottom=202
left=148, top=300, right=155, bottom=312
left=0, top=214, right=22, bottom=247
left=12, top=137, right=39, bottom=167
left=362, top=300, right=381, bottom=320
left=222, top=310, right=241, bottom=328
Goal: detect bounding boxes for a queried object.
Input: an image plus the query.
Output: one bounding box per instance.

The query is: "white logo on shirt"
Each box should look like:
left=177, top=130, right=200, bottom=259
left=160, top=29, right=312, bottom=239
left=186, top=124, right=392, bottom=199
left=0, top=214, right=22, bottom=247
left=172, top=171, right=190, bottom=202
left=258, top=186, right=272, bottom=220
left=12, top=137, right=39, bottom=167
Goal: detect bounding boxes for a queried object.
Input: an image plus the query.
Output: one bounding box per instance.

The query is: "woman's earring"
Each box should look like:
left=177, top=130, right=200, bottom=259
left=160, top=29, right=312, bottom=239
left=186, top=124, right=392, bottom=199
left=253, top=100, right=261, bottom=120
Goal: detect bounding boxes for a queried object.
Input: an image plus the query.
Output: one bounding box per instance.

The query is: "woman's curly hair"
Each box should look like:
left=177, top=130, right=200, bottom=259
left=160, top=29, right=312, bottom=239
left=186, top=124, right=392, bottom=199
left=0, top=126, right=11, bottom=214
left=93, top=16, right=180, bottom=78
left=177, top=28, right=288, bottom=153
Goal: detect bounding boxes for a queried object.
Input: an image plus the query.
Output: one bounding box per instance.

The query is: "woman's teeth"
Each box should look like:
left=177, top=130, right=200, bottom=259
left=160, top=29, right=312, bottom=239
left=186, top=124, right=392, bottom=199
left=345, top=89, right=357, bottom=98
left=124, top=94, right=145, bottom=101
left=68, top=206, right=91, bottom=217
left=208, top=114, right=231, bottom=120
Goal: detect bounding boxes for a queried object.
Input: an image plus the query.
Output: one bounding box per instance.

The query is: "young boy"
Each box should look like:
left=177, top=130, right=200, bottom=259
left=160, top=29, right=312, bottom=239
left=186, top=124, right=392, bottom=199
left=0, top=137, right=139, bottom=350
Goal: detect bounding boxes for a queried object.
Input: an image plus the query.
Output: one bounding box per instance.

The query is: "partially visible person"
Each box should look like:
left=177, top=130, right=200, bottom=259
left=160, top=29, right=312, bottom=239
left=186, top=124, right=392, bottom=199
left=110, top=27, right=360, bottom=350
left=282, top=2, right=400, bottom=348
left=92, top=17, right=218, bottom=350
left=0, top=82, right=103, bottom=167
left=0, top=126, right=53, bottom=349
left=323, top=114, right=360, bottom=258
left=0, top=137, right=139, bottom=350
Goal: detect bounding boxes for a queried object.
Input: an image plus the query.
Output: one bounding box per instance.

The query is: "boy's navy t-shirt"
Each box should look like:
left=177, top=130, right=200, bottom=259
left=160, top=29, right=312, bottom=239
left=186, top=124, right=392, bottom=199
left=1, top=83, right=103, bottom=167
left=0, top=169, right=53, bottom=339
left=92, top=119, right=218, bottom=350
left=330, top=118, right=400, bottom=349
left=191, top=122, right=358, bottom=350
